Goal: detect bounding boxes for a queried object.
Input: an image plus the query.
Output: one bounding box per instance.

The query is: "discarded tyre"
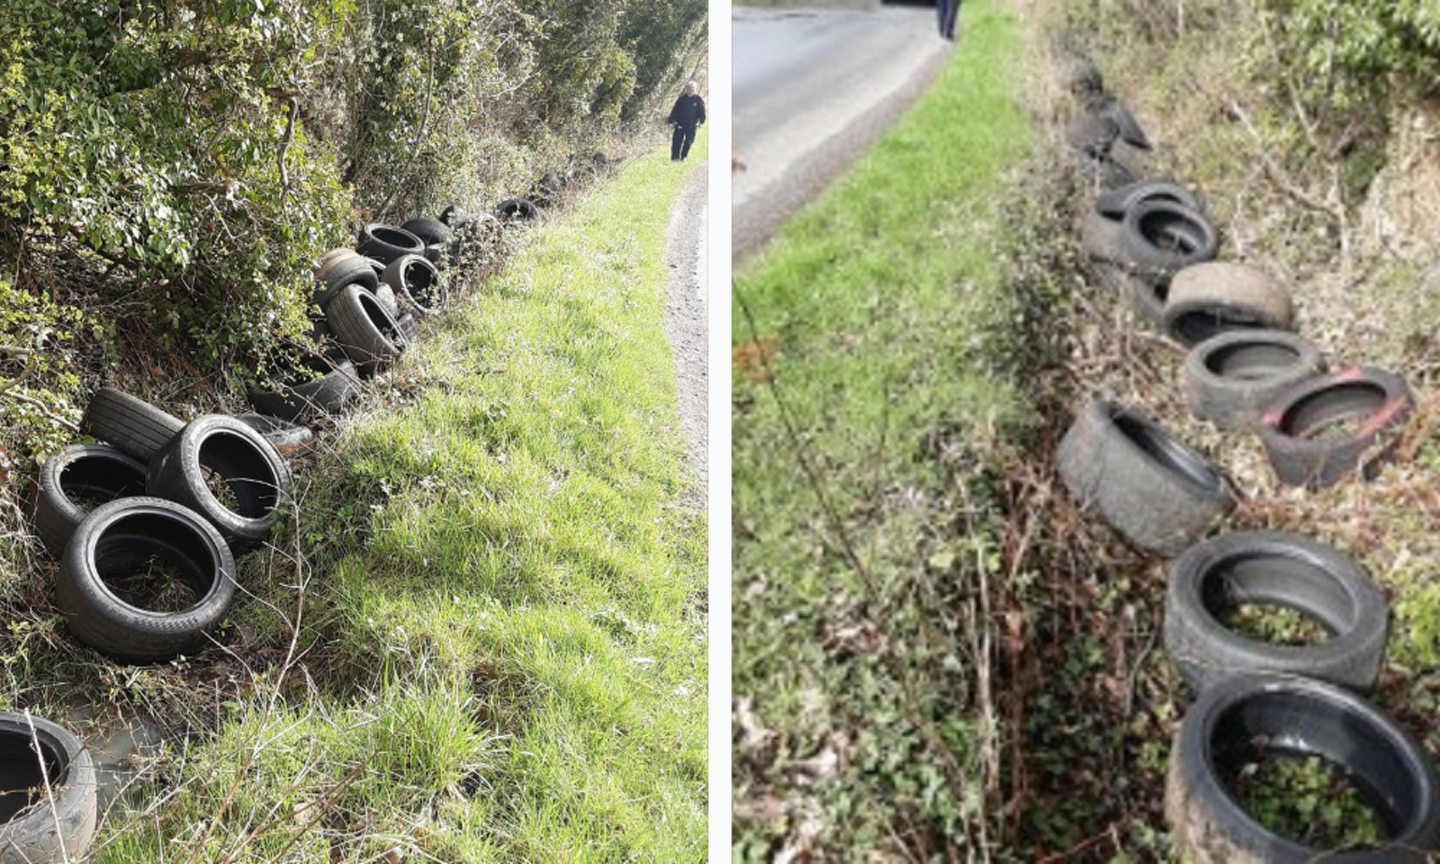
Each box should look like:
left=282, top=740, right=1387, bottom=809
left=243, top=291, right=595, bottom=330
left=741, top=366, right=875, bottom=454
left=33, top=445, right=147, bottom=558
left=146, top=415, right=292, bottom=550
left=1163, top=262, right=1295, bottom=347
left=382, top=254, right=447, bottom=316
left=495, top=198, right=538, bottom=222
left=1164, top=531, right=1388, bottom=693
left=1183, top=330, right=1324, bottom=430
left=247, top=353, right=361, bottom=423
left=1086, top=93, right=1151, bottom=150
left=1056, top=398, right=1234, bottom=555
left=1119, top=199, right=1218, bottom=277
left=1060, top=54, right=1103, bottom=97
left=56, top=496, right=237, bottom=662
left=314, top=249, right=379, bottom=309
left=1066, top=114, right=1118, bottom=158
left=233, top=414, right=314, bottom=457
left=372, top=280, right=400, bottom=319
left=1259, top=367, right=1413, bottom=488
left=401, top=218, right=451, bottom=266
left=0, top=712, right=97, bottom=862
left=1094, top=179, right=1204, bottom=220
left=326, top=284, right=407, bottom=374
left=1166, top=673, right=1440, bottom=863
left=80, top=388, right=186, bottom=464
left=356, top=223, right=425, bottom=265
left=401, top=217, right=451, bottom=248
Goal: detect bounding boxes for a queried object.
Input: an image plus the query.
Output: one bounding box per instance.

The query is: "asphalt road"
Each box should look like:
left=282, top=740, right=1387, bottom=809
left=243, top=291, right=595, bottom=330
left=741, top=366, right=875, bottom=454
left=733, top=3, right=951, bottom=261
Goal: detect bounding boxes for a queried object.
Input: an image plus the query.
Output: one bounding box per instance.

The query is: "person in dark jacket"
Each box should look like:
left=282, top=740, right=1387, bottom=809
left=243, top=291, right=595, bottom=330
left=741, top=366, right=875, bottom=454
left=667, top=81, right=706, bottom=162
left=938, top=0, right=959, bottom=40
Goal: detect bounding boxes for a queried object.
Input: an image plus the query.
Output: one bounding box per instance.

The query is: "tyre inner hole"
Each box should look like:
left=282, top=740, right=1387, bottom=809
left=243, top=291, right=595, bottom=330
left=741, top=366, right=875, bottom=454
left=1112, top=412, right=1222, bottom=492
left=1281, top=382, right=1388, bottom=441
left=1138, top=209, right=1206, bottom=255
left=1174, top=309, right=1268, bottom=347
left=1204, top=341, right=1303, bottom=382
left=93, top=512, right=217, bottom=613
left=358, top=292, right=403, bottom=346
left=402, top=261, right=439, bottom=306
left=372, top=227, right=418, bottom=250
left=0, top=730, right=65, bottom=822
left=1201, top=552, right=1347, bottom=646
left=60, top=456, right=146, bottom=514
left=1212, top=690, right=1417, bottom=846
left=197, top=431, right=280, bottom=518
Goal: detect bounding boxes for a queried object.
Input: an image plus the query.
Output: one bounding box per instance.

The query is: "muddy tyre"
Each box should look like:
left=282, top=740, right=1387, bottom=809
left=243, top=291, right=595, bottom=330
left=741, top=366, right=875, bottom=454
left=80, top=388, right=186, bottom=464
left=1163, top=262, right=1295, bottom=347
left=1259, top=367, right=1413, bottom=488
left=146, top=415, right=292, bottom=551
left=1164, top=531, right=1388, bottom=693
left=34, top=445, right=148, bottom=558
left=1183, top=330, right=1324, bottom=430
left=0, top=712, right=98, bottom=863
left=1166, top=674, right=1440, bottom=863
left=57, top=496, right=237, bottom=663
left=1056, top=398, right=1234, bottom=555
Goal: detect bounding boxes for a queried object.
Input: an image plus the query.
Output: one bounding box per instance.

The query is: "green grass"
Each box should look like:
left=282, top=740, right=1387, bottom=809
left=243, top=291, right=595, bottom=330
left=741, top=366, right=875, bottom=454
left=87, top=131, right=708, bottom=862
left=731, top=2, right=1036, bottom=858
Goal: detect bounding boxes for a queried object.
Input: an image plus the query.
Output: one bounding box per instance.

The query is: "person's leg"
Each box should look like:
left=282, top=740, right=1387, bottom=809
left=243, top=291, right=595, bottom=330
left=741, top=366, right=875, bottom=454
left=671, top=125, right=684, bottom=161
left=945, top=1, right=959, bottom=39
left=680, top=125, right=697, bottom=160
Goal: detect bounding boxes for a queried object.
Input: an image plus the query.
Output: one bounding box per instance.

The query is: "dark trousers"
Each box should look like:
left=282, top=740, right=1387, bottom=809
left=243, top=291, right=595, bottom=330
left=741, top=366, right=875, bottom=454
left=938, top=0, right=959, bottom=40
left=671, top=124, right=697, bottom=161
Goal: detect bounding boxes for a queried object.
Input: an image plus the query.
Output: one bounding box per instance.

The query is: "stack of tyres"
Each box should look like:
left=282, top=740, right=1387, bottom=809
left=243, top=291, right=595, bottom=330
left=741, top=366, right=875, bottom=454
left=34, top=388, right=292, bottom=665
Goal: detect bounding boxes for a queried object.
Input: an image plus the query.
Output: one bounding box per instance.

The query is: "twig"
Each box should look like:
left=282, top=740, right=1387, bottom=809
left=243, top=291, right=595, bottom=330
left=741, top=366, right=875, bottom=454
left=25, top=709, right=70, bottom=864
left=277, top=95, right=299, bottom=204
left=0, top=390, right=80, bottom=433
left=1225, top=98, right=1342, bottom=224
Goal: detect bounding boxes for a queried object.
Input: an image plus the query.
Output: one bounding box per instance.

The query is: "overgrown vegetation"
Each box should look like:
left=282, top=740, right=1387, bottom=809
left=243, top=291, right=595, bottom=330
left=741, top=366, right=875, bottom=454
left=0, top=0, right=706, bottom=466
left=731, top=2, right=1049, bottom=858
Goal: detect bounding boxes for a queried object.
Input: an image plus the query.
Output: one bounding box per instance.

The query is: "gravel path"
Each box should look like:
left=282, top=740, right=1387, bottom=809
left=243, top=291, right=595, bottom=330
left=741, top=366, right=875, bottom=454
left=664, top=161, right=708, bottom=507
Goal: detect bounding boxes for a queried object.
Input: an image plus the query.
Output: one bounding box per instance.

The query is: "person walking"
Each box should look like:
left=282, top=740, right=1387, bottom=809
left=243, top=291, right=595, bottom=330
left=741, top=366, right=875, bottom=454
left=938, top=0, right=959, bottom=40
left=667, top=81, right=706, bottom=163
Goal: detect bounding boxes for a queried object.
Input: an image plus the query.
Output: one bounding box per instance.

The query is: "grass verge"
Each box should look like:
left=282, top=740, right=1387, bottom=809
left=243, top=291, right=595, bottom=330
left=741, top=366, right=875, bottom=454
left=81, top=131, right=708, bottom=862
left=731, top=3, right=1045, bottom=858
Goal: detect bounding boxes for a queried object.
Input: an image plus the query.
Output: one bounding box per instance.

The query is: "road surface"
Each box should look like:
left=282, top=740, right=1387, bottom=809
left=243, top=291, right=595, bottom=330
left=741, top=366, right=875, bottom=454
left=733, top=4, right=951, bottom=261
